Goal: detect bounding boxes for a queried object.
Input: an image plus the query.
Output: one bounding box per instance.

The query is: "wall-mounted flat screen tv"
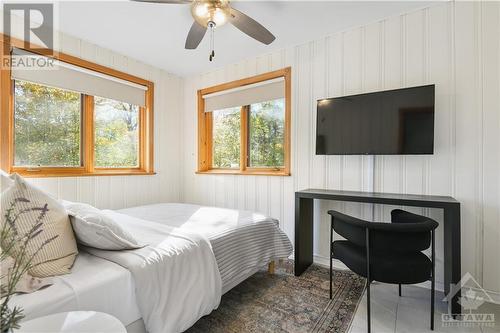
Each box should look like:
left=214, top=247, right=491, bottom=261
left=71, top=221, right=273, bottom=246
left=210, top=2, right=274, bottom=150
left=316, top=85, right=435, bottom=155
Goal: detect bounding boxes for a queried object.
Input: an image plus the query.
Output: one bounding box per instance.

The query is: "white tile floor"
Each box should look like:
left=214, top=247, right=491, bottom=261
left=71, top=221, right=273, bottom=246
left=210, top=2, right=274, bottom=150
left=348, top=283, right=500, bottom=333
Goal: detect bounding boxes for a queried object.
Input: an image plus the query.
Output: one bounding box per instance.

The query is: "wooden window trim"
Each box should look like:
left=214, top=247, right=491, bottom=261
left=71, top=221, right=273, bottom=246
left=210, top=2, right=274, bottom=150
left=197, top=67, right=291, bottom=176
left=0, top=33, right=155, bottom=178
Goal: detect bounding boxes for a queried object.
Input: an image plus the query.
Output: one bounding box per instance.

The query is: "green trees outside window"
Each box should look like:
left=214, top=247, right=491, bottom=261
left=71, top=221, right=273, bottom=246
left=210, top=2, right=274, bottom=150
left=14, top=80, right=81, bottom=167
left=249, top=99, right=285, bottom=168
left=94, top=97, right=139, bottom=168
left=212, top=107, right=240, bottom=168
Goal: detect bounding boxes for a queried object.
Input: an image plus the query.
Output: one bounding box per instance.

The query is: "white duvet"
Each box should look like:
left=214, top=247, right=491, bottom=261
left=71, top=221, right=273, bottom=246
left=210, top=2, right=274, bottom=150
left=83, top=211, right=222, bottom=333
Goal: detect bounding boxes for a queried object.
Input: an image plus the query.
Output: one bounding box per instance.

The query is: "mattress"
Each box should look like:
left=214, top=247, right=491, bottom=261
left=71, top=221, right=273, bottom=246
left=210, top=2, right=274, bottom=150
left=117, top=203, right=293, bottom=293
left=10, top=252, right=142, bottom=326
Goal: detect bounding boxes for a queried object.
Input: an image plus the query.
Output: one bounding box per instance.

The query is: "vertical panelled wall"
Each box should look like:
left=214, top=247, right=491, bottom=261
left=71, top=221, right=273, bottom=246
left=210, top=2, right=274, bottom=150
left=183, top=1, right=500, bottom=294
left=26, top=32, right=184, bottom=209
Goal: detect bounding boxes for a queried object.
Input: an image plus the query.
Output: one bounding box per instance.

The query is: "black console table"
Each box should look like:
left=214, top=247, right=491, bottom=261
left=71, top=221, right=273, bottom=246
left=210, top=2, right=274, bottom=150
left=295, top=188, right=461, bottom=315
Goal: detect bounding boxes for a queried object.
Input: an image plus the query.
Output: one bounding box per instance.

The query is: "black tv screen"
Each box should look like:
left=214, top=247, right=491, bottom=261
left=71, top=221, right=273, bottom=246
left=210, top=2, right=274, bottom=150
left=316, top=85, right=435, bottom=155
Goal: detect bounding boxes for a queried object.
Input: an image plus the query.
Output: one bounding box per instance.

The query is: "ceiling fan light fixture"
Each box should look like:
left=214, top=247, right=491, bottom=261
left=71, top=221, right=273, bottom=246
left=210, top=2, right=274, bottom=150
left=194, top=3, right=208, bottom=17
left=191, top=0, right=230, bottom=27
left=212, top=8, right=227, bottom=25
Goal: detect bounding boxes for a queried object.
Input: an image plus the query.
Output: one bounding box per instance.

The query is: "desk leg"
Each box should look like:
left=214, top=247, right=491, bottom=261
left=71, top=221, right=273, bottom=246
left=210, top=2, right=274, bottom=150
left=295, top=197, right=314, bottom=276
left=444, top=204, right=461, bottom=315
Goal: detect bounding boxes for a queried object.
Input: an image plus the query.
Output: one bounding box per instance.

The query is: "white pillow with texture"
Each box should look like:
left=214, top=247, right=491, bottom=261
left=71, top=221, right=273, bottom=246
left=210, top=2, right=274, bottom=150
left=1, top=174, right=78, bottom=277
left=63, top=201, right=144, bottom=250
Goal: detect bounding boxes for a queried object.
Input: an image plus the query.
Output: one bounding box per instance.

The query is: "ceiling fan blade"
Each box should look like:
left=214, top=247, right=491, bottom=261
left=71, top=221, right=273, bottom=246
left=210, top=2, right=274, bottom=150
left=130, top=0, right=191, bottom=4
left=229, top=8, right=275, bottom=45
left=185, top=21, right=207, bottom=49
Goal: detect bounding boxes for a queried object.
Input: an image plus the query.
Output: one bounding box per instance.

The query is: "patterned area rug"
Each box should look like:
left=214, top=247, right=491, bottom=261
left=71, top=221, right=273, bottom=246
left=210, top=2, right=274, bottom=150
left=187, top=261, right=366, bottom=333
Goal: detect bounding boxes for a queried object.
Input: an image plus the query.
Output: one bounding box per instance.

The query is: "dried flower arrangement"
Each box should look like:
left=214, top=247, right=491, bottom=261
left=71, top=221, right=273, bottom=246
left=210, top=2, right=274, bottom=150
left=0, top=197, right=57, bottom=332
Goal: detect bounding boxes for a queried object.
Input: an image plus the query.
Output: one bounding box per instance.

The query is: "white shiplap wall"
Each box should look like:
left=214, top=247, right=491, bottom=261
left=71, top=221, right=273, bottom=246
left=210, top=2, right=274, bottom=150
left=182, top=1, right=500, bottom=294
left=25, top=32, right=184, bottom=209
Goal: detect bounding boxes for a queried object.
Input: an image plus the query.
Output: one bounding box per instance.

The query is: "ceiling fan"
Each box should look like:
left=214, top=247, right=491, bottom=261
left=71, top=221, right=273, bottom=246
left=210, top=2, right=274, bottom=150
left=132, top=0, right=276, bottom=61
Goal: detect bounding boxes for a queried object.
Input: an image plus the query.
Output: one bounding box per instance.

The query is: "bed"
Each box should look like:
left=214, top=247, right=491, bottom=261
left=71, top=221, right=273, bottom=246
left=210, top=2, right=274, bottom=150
left=12, top=203, right=293, bottom=333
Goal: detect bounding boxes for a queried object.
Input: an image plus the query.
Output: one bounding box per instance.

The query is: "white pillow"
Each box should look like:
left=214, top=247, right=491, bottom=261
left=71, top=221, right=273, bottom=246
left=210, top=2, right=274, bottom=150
left=63, top=201, right=144, bottom=250
left=1, top=174, right=78, bottom=277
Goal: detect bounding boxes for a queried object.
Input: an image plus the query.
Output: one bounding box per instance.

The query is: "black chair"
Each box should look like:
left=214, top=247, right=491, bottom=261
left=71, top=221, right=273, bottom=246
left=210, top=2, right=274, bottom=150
left=328, top=209, right=439, bottom=333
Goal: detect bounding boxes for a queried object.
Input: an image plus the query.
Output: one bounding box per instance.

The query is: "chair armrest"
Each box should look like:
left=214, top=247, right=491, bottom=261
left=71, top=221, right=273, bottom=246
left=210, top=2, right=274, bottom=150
left=391, top=209, right=427, bottom=224
left=328, top=210, right=438, bottom=233
left=328, top=210, right=438, bottom=252
left=328, top=210, right=370, bottom=228
left=328, top=210, right=368, bottom=247
left=368, top=220, right=438, bottom=233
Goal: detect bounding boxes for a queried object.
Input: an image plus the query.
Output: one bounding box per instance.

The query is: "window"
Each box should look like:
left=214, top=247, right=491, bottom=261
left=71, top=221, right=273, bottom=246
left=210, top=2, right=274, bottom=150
left=0, top=37, right=154, bottom=177
left=14, top=80, right=82, bottom=167
left=197, top=68, right=291, bottom=176
left=248, top=99, right=285, bottom=168
left=212, top=107, right=241, bottom=168
left=94, top=97, right=140, bottom=168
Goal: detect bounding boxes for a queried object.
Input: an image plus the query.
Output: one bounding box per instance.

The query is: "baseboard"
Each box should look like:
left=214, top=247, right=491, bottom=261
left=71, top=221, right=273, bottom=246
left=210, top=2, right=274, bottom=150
left=467, top=286, right=500, bottom=305
left=288, top=254, right=349, bottom=270
left=414, top=280, right=445, bottom=294
left=313, top=254, right=349, bottom=271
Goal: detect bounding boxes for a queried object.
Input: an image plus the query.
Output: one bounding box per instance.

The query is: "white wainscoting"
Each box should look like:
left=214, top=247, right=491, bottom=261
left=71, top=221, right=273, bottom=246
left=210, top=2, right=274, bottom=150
left=182, top=1, right=500, bottom=294
left=24, top=32, right=184, bottom=210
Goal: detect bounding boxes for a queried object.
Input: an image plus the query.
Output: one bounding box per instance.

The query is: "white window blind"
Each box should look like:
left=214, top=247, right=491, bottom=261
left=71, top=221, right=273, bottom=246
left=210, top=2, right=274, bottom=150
left=10, top=48, right=148, bottom=107
left=203, top=77, right=285, bottom=112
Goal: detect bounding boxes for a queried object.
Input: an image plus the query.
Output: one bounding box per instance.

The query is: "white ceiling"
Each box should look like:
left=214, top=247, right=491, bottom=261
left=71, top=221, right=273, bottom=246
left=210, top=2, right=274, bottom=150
left=58, top=1, right=439, bottom=77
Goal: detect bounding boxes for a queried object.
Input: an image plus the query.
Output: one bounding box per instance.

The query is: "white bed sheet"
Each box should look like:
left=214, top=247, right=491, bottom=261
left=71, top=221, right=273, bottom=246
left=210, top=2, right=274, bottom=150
left=11, top=252, right=141, bottom=326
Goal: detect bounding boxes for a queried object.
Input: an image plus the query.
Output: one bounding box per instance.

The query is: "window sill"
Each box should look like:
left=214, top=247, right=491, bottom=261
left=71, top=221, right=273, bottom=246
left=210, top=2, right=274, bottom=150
left=10, top=168, right=156, bottom=178
left=196, top=169, right=290, bottom=176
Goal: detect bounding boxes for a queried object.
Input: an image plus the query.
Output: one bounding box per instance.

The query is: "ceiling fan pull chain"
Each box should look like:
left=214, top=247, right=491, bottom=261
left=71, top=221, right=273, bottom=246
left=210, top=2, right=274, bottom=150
left=212, top=30, right=215, bottom=59
left=209, top=21, right=215, bottom=62
left=210, top=27, right=213, bottom=61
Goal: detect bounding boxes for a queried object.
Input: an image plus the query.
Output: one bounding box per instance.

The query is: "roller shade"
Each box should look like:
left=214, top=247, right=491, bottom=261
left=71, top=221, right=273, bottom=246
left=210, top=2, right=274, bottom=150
left=10, top=48, right=148, bottom=107
left=203, top=77, right=284, bottom=112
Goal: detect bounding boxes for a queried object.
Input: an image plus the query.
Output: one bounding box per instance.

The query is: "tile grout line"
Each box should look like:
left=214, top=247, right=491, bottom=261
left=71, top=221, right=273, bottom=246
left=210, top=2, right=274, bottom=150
left=394, top=298, right=400, bottom=333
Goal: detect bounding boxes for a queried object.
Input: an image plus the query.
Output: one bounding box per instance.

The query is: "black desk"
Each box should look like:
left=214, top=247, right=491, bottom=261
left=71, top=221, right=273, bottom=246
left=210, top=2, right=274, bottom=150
left=295, top=188, right=461, bottom=314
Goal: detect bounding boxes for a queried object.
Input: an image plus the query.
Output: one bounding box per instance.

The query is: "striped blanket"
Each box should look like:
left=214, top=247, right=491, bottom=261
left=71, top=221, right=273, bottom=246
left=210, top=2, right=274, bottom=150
left=117, top=203, right=293, bottom=293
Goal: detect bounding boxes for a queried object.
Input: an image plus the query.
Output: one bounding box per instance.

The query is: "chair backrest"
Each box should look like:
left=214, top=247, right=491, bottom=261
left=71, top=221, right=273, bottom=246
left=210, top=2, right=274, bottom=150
left=369, top=227, right=433, bottom=252
left=330, top=210, right=438, bottom=253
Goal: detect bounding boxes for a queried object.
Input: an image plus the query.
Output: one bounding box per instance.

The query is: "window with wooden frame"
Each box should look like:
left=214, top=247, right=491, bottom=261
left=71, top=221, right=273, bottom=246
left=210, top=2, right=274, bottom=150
left=197, top=68, right=291, bottom=176
left=0, top=34, right=154, bottom=177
